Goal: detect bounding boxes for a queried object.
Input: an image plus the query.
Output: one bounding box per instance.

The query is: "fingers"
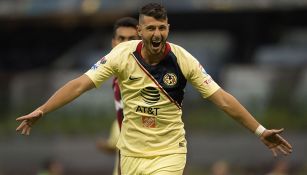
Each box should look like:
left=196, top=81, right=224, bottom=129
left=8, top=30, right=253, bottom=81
left=277, top=135, right=292, bottom=150
left=272, top=128, right=284, bottom=134
left=16, top=110, right=43, bottom=135
left=271, top=145, right=291, bottom=157
left=16, top=110, right=43, bottom=121
left=280, top=142, right=292, bottom=153
left=16, top=120, right=33, bottom=136
left=20, top=124, right=31, bottom=135
left=21, top=126, right=27, bottom=135
left=271, top=148, right=277, bottom=157
left=273, top=134, right=293, bottom=154
left=16, top=113, right=37, bottom=121
left=16, top=114, right=31, bottom=121
left=262, top=128, right=293, bottom=157
left=26, top=127, right=31, bottom=136
left=16, top=120, right=27, bottom=131
left=280, top=143, right=292, bottom=155
left=267, top=134, right=292, bottom=157
left=277, top=146, right=289, bottom=156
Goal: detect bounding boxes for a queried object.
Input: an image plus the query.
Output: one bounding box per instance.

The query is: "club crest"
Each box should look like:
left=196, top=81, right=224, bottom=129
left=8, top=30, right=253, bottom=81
left=163, top=73, right=177, bottom=87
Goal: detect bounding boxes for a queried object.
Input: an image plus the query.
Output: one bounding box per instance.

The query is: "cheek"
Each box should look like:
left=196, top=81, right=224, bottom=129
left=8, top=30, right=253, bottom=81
left=142, top=34, right=151, bottom=41
left=115, top=39, right=122, bottom=45
left=162, top=31, right=169, bottom=37
left=160, top=34, right=167, bottom=41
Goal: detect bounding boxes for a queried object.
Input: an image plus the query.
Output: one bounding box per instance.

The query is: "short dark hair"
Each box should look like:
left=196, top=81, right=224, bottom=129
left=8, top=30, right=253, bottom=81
left=139, top=3, right=167, bottom=20
left=113, top=17, right=138, bottom=38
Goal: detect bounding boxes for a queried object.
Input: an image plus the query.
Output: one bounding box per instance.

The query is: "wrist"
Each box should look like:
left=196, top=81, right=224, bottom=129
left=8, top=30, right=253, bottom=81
left=254, top=125, right=266, bottom=137
left=36, top=109, right=44, bottom=116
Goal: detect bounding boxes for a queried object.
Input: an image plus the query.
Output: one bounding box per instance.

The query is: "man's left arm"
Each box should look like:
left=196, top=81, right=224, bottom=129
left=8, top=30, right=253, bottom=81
left=208, top=88, right=293, bottom=157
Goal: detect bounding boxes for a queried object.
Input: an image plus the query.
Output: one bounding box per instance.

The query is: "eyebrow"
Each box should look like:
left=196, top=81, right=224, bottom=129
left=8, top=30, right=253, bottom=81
left=143, top=24, right=168, bottom=28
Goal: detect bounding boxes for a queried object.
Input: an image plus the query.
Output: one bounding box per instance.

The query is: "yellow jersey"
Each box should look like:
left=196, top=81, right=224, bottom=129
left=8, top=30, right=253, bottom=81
left=85, top=40, right=220, bottom=157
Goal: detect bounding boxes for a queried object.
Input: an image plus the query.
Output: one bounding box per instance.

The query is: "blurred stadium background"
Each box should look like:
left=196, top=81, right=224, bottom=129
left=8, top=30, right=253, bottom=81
left=1, top=0, right=307, bottom=174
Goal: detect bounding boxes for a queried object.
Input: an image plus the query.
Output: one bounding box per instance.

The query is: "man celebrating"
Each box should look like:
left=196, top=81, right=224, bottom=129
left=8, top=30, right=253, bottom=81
left=16, top=3, right=292, bottom=175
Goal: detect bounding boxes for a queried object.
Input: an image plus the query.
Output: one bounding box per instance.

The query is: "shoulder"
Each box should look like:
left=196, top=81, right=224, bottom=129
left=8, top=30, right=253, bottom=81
left=168, top=42, right=202, bottom=78
left=105, top=40, right=141, bottom=73
left=168, top=42, right=194, bottom=59
left=168, top=42, right=185, bottom=53
left=168, top=42, right=197, bottom=64
left=106, top=40, right=141, bottom=63
left=112, top=40, right=141, bottom=53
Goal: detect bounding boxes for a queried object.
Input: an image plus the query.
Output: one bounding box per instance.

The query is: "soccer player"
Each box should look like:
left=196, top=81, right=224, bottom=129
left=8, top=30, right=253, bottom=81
left=16, top=3, right=292, bottom=175
left=95, top=17, right=139, bottom=175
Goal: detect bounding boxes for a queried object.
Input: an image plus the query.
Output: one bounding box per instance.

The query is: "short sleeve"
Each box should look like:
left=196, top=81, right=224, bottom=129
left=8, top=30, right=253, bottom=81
left=188, top=59, right=220, bottom=98
left=85, top=45, right=122, bottom=87
left=174, top=45, right=220, bottom=98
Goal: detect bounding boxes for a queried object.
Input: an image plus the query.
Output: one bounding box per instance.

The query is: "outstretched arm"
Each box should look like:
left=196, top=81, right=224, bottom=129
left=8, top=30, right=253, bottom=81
left=208, top=88, right=292, bottom=157
left=16, top=74, right=95, bottom=135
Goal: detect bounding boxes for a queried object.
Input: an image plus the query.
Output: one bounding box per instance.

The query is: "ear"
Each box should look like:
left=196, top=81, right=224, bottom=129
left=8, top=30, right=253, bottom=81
left=111, top=38, right=116, bottom=48
left=137, top=25, right=142, bottom=36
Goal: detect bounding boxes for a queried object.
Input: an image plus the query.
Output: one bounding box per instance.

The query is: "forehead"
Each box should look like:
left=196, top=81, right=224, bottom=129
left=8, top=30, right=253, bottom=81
left=139, top=15, right=168, bottom=26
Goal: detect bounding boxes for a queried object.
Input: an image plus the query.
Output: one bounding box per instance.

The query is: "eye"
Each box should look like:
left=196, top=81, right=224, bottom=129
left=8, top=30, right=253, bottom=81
left=159, top=26, right=167, bottom=31
left=118, top=36, right=125, bottom=41
left=129, top=36, right=139, bottom=40
left=146, top=26, right=155, bottom=31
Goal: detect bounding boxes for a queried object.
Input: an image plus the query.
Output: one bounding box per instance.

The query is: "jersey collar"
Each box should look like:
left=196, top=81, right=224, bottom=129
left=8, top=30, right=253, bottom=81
left=136, top=41, right=171, bottom=61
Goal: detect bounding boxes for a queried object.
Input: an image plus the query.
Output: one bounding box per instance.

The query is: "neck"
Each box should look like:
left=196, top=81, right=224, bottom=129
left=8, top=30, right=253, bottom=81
left=141, top=46, right=165, bottom=65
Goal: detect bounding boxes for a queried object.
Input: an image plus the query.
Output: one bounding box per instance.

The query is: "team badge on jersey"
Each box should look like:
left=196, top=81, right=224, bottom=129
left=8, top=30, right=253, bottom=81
left=90, top=57, right=107, bottom=70
left=100, top=57, right=107, bottom=64
left=163, top=73, right=177, bottom=87
left=90, top=62, right=99, bottom=70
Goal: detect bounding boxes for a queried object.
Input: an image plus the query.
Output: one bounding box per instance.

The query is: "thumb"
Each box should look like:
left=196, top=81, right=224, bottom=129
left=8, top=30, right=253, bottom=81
left=272, top=128, right=284, bottom=134
left=16, top=110, right=43, bottom=121
left=16, top=114, right=32, bottom=121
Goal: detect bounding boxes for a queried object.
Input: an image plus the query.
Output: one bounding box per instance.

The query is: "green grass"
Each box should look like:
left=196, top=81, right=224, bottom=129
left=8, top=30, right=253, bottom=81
left=2, top=103, right=306, bottom=137
left=1, top=112, right=114, bottom=137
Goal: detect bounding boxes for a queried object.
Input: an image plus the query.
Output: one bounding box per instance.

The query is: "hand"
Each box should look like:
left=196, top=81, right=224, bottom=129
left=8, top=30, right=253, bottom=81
left=16, top=110, right=43, bottom=135
left=260, top=128, right=292, bottom=157
left=96, top=139, right=117, bottom=154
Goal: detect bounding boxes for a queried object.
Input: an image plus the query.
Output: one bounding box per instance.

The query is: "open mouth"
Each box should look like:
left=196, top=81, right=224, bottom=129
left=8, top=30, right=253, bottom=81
left=151, top=41, right=161, bottom=48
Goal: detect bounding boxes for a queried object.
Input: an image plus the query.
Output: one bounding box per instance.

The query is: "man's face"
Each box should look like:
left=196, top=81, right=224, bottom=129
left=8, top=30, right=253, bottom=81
left=112, top=27, right=139, bottom=48
left=138, top=15, right=169, bottom=56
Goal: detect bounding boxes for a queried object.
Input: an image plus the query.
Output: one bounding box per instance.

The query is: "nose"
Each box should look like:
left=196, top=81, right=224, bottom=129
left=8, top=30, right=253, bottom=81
left=153, top=28, right=161, bottom=37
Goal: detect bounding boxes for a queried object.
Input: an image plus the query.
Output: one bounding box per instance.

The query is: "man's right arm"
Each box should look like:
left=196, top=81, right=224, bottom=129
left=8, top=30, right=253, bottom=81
left=38, top=74, right=95, bottom=114
left=16, top=74, right=95, bottom=135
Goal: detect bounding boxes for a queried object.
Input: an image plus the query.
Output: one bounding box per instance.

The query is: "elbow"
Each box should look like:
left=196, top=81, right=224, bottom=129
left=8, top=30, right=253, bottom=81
left=216, top=91, right=238, bottom=114
left=216, top=91, right=234, bottom=110
left=217, top=100, right=232, bottom=112
left=209, top=88, right=240, bottom=114
left=67, top=78, right=87, bottom=96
